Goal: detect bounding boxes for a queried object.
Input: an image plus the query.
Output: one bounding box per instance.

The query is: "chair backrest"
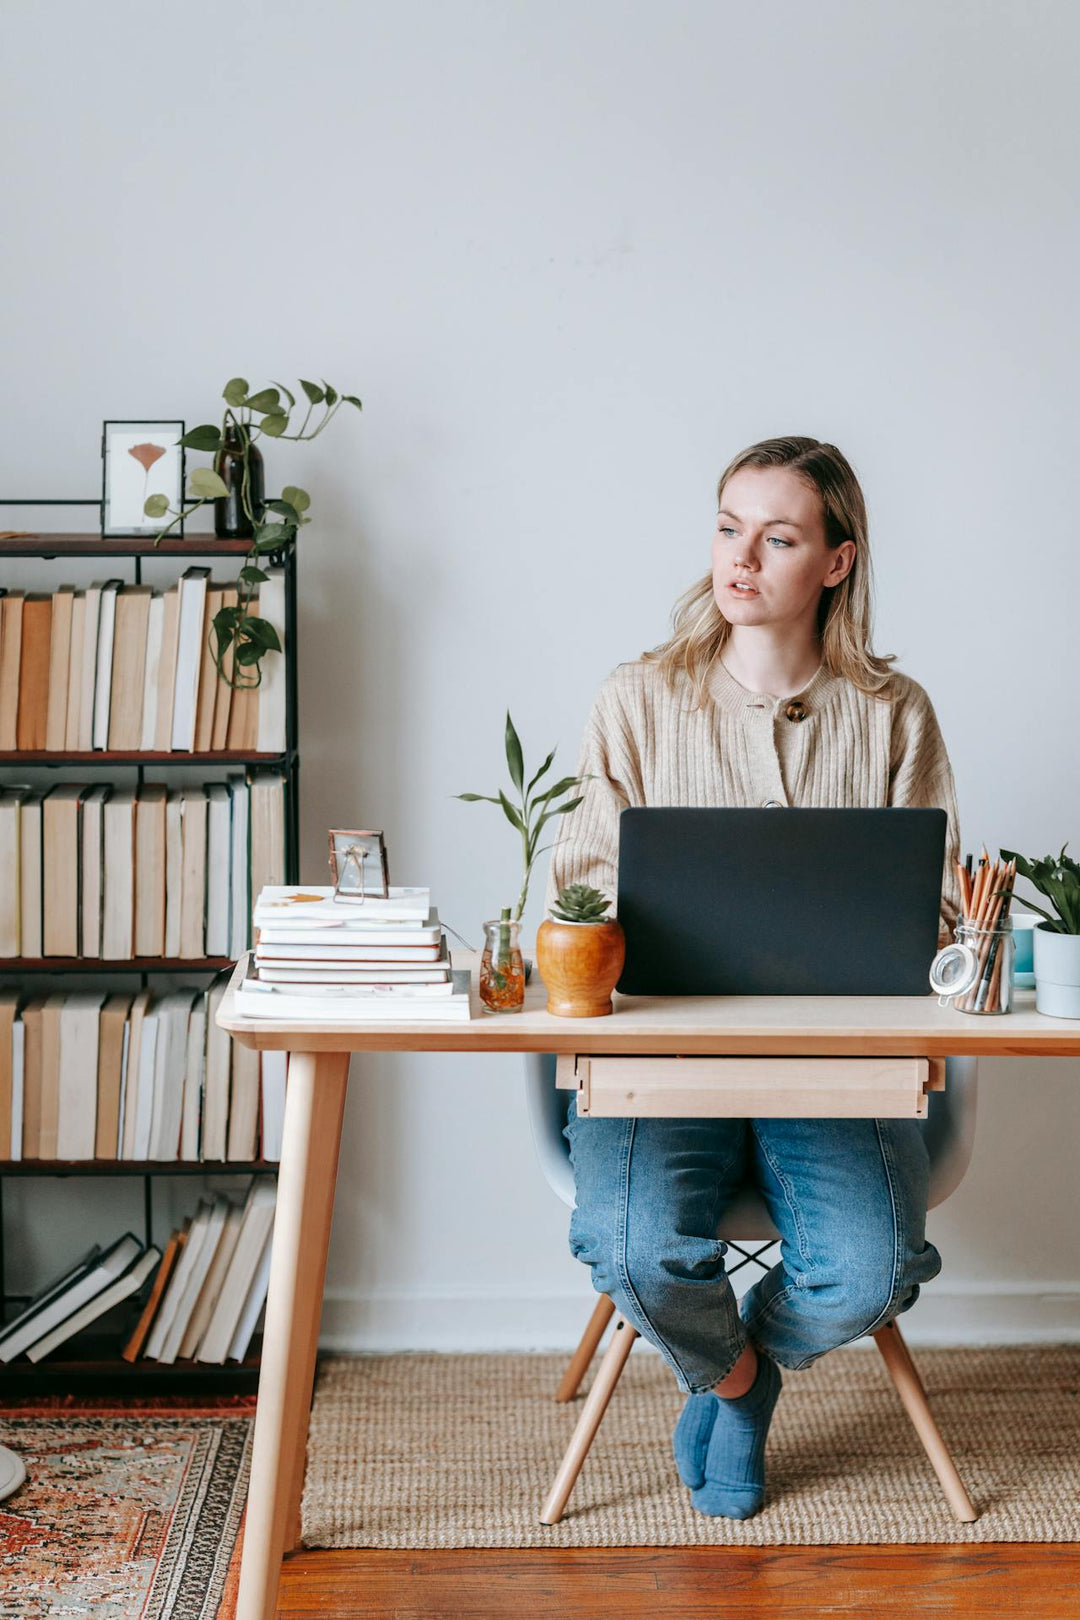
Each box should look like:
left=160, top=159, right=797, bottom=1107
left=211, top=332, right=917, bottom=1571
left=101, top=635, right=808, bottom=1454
left=523, top=1051, right=979, bottom=1239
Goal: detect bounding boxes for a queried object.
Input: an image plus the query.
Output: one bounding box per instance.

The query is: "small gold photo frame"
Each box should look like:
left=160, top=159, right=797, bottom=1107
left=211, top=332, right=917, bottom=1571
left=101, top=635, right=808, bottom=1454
left=328, top=829, right=389, bottom=903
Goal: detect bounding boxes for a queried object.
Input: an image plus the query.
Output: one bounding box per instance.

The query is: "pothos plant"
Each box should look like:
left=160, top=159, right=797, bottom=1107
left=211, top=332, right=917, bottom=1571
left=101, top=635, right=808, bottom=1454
left=144, top=376, right=362, bottom=688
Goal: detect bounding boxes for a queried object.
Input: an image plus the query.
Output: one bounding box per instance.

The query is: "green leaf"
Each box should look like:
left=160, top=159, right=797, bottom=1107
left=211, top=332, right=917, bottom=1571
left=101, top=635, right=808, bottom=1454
left=244, top=387, right=281, bottom=413
left=239, top=565, right=269, bottom=583
left=525, top=747, right=556, bottom=798
left=299, top=379, right=325, bottom=404
left=143, top=493, right=169, bottom=518
left=504, top=711, right=524, bottom=792
left=261, top=499, right=300, bottom=524
left=534, top=775, right=582, bottom=805
left=240, top=615, right=282, bottom=652
left=498, top=790, right=525, bottom=834
left=280, top=485, right=310, bottom=512
left=270, top=379, right=296, bottom=409
left=179, top=424, right=223, bottom=452
left=260, top=413, right=288, bottom=436
left=455, top=792, right=500, bottom=803
left=234, top=641, right=263, bottom=666
left=223, top=377, right=249, bottom=406
left=343, top=394, right=363, bottom=409
left=252, top=522, right=291, bottom=544
left=322, top=380, right=338, bottom=406
left=189, top=468, right=230, bottom=499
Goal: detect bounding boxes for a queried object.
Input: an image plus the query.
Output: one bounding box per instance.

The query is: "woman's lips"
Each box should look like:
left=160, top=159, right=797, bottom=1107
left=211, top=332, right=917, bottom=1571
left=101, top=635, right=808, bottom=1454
left=728, top=581, right=760, bottom=597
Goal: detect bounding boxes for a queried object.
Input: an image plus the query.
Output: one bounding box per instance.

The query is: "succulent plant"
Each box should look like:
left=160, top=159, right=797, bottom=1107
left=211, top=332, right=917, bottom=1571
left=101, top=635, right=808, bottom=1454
left=551, top=884, right=612, bottom=924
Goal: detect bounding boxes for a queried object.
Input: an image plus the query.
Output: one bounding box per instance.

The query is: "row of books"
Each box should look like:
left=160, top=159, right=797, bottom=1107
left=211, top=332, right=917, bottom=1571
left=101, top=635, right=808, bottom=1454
left=0, top=771, right=285, bottom=959
left=0, top=1180, right=276, bottom=1365
left=0, top=567, right=287, bottom=753
left=0, top=980, right=286, bottom=1163
left=237, top=884, right=472, bottom=1021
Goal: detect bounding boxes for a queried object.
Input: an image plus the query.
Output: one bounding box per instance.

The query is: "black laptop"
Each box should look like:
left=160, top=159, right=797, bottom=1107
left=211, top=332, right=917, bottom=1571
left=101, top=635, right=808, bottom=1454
left=614, top=807, right=946, bottom=997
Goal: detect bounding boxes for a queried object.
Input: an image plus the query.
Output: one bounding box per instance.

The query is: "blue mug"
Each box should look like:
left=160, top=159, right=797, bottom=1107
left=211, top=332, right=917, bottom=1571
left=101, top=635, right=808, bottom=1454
left=1011, top=913, right=1038, bottom=988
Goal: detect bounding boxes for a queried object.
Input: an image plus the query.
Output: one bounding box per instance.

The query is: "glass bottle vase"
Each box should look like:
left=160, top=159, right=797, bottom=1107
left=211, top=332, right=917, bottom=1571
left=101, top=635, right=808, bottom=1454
left=479, top=916, right=525, bottom=1014
left=214, top=423, right=265, bottom=538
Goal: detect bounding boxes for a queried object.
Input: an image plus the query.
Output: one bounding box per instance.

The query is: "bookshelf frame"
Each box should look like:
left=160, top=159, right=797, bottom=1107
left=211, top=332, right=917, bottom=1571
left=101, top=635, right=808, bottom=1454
left=0, top=503, right=299, bottom=1390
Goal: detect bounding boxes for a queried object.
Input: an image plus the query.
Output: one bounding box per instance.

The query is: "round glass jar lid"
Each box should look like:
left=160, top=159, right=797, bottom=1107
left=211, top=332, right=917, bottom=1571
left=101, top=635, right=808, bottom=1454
left=928, top=941, right=979, bottom=998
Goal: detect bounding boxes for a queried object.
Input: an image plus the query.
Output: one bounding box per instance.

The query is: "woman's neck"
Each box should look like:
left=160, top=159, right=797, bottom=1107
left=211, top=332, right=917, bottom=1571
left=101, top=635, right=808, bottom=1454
left=719, top=628, right=824, bottom=699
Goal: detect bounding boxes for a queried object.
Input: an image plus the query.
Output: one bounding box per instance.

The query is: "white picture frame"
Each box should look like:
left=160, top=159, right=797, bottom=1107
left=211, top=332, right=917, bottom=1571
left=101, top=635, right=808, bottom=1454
left=101, top=420, right=185, bottom=537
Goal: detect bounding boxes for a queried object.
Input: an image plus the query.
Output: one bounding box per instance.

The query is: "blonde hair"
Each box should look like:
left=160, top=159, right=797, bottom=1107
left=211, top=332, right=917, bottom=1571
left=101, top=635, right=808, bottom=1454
left=642, top=436, right=898, bottom=707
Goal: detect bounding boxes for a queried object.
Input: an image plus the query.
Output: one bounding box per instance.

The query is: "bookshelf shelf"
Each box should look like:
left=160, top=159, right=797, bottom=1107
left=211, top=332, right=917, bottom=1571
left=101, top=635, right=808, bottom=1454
left=0, top=520, right=300, bottom=1389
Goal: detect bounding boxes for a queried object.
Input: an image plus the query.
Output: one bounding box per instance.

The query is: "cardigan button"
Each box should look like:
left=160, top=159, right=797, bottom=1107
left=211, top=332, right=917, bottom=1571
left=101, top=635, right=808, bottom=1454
left=784, top=699, right=808, bottom=722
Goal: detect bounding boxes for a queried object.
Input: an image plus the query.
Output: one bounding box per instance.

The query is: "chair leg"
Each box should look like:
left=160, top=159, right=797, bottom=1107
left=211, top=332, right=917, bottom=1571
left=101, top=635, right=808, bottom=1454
left=541, top=1314, right=639, bottom=1525
left=872, top=1320, right=978, bottom=1523
left=556, top=1294, right=616, bottom=1403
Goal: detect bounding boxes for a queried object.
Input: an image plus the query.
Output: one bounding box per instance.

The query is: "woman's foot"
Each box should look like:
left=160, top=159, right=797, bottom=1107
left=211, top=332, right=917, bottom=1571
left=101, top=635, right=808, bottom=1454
left=671, top=1342, right=759, bottom=1489
left=690, top=1351, right=782, bottom=1519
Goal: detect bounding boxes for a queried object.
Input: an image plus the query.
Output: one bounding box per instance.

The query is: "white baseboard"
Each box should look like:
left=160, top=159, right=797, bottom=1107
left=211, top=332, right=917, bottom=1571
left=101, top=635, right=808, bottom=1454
left=318, top=1282, right=1080, bottom=1353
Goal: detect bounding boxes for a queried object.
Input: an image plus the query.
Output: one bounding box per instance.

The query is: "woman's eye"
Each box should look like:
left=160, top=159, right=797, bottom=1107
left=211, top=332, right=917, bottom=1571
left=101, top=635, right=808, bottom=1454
left=768, top=536, right=792, bottom=547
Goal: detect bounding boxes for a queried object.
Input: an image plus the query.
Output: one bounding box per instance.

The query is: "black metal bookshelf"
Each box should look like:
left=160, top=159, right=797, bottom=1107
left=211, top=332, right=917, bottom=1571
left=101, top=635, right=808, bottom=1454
left=0, top=502, right=299, bottom=1390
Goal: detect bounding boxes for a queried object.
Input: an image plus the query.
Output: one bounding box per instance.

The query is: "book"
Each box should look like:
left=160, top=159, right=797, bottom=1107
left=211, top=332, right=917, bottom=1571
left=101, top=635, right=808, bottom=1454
left=63, top=590, right=86, bottom=748
left=10, top=1012, right=24, bottom=1160
left=0, top=590, right=24, bottom=749
left=26, top=1244, right=161, bottom=1364
left=256, top=960, right=451, bottom=984
left=55, top=992, right=105, bottom=1159
left=121, top=1224, right=185, bottom=1361
left=76, top=581, right=107, bottom=750
left=0, top=1240, right=104, bottom=1354
left=226, top=1038, right=260, bottom=1161
left=147, top=990, right=193, bottom=1161
left=0, top=787, right=28, bottom=956
left=236, top=967, right=473, bottom=1022
left=260, top=1050, right=287, bottom=1161
left=179, top=1200, right=244, bottom=1359
left=139, top=592, right=165, bottom=750
left=18, top=788, right=44, bottom=959
left=144, top=1199, right=215, bottom=1360
left=180, top=994, right=206, bottom=1161
left=42, top=784, right=85, bottom=955
left=37, top=993, right=66, bottom=1158
left=225, top=592, right=259, bottom=751
left=19, top=996, right=46, bottom=1159
left=0, top=1233, right=142, bottom=1362
left=248, top=769, right=285, bottom=905
left=202, top=975, right=232, bottom=1162
left=196, top=1181, right=277, bottom=1363
left=95, top=994, right=133, bottom=1159
left=154, top=583, right=181, bottom=750
left=133, top=783, right=167, bottom=956
left=255, top=910, right=442, bottom=948
left=0, top=992, right=19, bottom=1163
left=253, top=885, right=432, bottom=927
left=119, top=990, right=152, bottom=1160
left=210, top=586, right=237, bottom=750
left=91, top=580, right=121, bottom=750
left=193, top=585, right=224, bottom=752
left=80, top=785, right=110, bottom=958
left=253, top=975, right=455, bottom=999
left=131, top=1005, right=160, bottom=1160
left=108, top=583, right=152, bottom=750
left=179, top=786, right=208, bottom=958
left=102, top=787, right=136, bottom=959
left=227, top=1225, right=273, bottom=1362
left=164, top=789, right=183, bottom=956
left=171, top=567, right=211, bottom=750
left=228, top=774, right=249, bottom=958
left=45, top=583, right=75, bottom=751
left=155, top=1196, right=230, bottom=1364
left=255, top=940, right=445, bottom=963
left=16, top=592, right=52, bottom=750
left=204, top=783, right=232, bottom=956
left=255, top=567, right=286, bottom=753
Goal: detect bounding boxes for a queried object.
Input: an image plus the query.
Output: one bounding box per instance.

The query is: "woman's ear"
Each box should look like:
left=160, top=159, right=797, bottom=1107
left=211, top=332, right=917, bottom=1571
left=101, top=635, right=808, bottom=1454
left=824, top=540, right=856, bottom=587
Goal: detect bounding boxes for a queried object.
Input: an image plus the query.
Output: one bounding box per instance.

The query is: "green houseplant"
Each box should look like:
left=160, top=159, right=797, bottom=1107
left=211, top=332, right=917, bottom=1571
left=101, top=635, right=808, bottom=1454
left=145, top=376, right=362, bottom=689
left=456, top=712, right=591, bottom=1013
left=1000, top=843, right=1080, bottom=1018
left=537, top=883, right=625, bottom=1018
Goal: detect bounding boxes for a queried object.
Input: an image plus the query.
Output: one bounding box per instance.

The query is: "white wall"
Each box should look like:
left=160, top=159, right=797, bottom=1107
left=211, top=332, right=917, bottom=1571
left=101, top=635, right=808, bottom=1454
left=3, top=0, right=1079, bottom=1348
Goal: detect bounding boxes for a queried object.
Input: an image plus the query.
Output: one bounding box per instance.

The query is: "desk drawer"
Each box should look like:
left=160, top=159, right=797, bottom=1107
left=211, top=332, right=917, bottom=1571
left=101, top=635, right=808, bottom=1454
left=556, top=1055, right=943, bottom=1119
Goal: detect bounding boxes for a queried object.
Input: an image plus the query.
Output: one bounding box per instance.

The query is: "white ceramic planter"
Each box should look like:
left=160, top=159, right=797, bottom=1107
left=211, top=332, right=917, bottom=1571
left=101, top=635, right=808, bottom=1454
left=1033, top=922, right=1080, bottom=1019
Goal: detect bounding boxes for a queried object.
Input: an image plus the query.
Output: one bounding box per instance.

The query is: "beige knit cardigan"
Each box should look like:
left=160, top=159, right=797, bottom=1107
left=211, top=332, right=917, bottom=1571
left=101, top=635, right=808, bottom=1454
left=545, top=656, right=962, bottom=946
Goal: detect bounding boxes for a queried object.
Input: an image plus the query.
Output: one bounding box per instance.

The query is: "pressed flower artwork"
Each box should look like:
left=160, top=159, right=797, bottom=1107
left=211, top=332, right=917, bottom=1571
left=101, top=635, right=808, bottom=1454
left=102, top=420, right=184, bottom=536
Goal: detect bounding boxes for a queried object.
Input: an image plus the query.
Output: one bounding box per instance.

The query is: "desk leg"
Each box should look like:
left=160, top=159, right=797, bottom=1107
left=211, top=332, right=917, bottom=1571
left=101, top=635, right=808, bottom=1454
left=236, top=1049, right=350, bottom=1620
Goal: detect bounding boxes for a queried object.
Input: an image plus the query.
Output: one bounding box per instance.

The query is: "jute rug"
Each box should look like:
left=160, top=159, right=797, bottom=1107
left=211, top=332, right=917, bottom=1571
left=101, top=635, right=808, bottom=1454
left=0, top=1396, right=254, bottom=1619
left=301, top=1345, right=1080, bottom=1547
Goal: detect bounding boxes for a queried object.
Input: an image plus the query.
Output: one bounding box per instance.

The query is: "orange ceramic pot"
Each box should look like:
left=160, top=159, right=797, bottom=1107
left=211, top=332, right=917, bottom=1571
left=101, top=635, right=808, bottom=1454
left=535, top=917, right=626, bottom=1017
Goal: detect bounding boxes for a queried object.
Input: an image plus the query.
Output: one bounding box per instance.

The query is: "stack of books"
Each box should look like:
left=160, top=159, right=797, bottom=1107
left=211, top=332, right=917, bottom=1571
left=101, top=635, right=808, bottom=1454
left=0, top=771, right=284, bottom=958
left=0, top=1180, right=276, bottom=1366
left=0, top=979, right=286, bottom=1162
left=235, top=885, right=472, bottom=1021
left=0, top=566, right=287, bottom=753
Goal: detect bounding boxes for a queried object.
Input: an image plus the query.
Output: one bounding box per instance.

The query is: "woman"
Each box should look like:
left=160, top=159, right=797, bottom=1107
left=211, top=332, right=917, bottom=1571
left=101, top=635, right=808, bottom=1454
left=545, top=436, right=961, bottom=1520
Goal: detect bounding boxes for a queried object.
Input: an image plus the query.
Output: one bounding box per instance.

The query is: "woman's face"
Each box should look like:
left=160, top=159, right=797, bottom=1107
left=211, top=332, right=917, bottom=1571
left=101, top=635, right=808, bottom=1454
left=711, top=465, right=855, bottom=630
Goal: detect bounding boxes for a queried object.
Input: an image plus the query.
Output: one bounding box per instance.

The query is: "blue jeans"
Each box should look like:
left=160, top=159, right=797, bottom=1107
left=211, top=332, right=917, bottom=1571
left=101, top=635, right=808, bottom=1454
left=564, top=1096, right=942, bottom=1393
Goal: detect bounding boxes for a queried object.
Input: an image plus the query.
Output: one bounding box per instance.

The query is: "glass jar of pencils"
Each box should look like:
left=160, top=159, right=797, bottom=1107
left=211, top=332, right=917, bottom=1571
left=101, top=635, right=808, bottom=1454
left=479, top=910, right=526, bottom=1014
left=932, top=914, right=1015, bottom=1014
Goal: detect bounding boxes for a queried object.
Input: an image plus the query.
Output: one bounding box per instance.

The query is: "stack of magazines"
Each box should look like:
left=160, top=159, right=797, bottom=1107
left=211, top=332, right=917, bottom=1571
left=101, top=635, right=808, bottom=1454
left=235, top=886, right=472, bottom=1021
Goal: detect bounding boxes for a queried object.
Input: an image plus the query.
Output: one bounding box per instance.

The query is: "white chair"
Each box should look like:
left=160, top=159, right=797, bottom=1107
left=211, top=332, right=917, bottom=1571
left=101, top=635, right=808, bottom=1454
left=524, top=1051, right=979, bottom=1524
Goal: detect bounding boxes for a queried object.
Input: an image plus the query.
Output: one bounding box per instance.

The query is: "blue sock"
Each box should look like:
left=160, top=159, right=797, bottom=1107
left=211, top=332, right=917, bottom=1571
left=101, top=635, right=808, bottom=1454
left=690, top=1351, right=782, bottom=1519
left=672, top=1392, right=720, bottom=1489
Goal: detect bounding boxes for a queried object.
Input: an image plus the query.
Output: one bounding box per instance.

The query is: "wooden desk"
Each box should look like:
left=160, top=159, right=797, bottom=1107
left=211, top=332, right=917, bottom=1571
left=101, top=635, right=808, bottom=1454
left=217, top=952, right=1080, bottom=1620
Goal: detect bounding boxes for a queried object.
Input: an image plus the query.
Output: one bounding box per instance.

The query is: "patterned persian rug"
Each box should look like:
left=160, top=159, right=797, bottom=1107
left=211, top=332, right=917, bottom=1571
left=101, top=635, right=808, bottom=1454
left=0, top=1396, right=254, bottom=1620
left=301, top=1345, right=1080, bottom=1547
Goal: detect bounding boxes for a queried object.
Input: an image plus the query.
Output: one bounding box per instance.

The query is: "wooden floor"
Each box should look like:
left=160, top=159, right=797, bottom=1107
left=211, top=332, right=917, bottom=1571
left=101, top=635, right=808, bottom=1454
left=276, top=1545, right=1080, bottom=1618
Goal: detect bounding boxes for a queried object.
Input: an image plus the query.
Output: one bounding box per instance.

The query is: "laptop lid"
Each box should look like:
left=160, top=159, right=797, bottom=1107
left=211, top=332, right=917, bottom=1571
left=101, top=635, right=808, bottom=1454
left=615, top=807, right=946, bottom=996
